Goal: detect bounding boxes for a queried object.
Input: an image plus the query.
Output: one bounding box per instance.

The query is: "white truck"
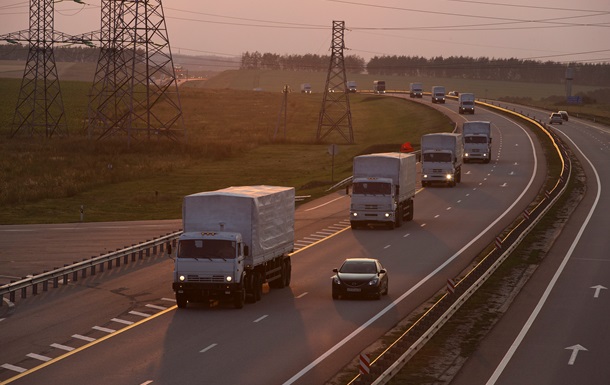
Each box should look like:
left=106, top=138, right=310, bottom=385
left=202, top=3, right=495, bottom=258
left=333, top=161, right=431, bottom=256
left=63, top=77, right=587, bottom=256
left=409, top=82, right=423, bottom=98
left=172, top=186, right=294, bottom=309
left=373, top=80, right=386, bottom=94
left=458, top=93, right=475, bottom=114
left=431, top=85, right=446, bottom=104
left=300, top=83, right=312, bottom=93
left=347, top=80, right=357, bottom=93
left=421, top=133, right=463, bottom=187
left=463, top=121, right=492, bottom=163
left=350, top=153, right=416, bottom=230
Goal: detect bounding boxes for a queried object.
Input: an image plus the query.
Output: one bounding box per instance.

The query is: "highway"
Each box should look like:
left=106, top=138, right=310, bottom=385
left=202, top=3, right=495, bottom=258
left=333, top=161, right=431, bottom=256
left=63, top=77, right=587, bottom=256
left=0, top=97, right=547, bottom=385
left=451, top=105, right=610, bottom=384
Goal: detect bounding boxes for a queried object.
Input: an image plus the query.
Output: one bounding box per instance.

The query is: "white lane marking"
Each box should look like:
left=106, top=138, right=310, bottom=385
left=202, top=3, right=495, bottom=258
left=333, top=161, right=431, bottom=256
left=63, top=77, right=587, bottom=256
left=111, top=318, right=134, bottom=325
left=1, top=363, right=27, bottom=373
left=487, top=129, right=602, bottom=384
left=140, top=381, right=154, bottom=385
left=92, top=326, right=115, bottom=333
left=199, top=343, right=217, bottom=353
left=304, top=195, right=346, bottom=211
left=591, top=285, right=607, bottom=298
left=285, top=109, right=539, bottom=385
left=384, top=245, right=391, bottom=249
left=72, top=334, right=95, bottom=342
left=434, top=215, right=440, bottom=218
left=296, top=292, right=308, bottom=299
left=254, top=315, right=268, bottom=323
left=161, top=297, right=176, bottom=302
left=420, top=223, right=426, bottom=227
left=26, top=353, right=52, bottom=362
left=403, top=233, right=410, bottom=238
left=565, top=344, right=587, bottom=365
left=129, top=311, right=151, bottom=318
left=146, top=304, right=167, bottom=310
left=446, top=207, right=452, bottom=210
left=50, top=343, right=74, bottom=352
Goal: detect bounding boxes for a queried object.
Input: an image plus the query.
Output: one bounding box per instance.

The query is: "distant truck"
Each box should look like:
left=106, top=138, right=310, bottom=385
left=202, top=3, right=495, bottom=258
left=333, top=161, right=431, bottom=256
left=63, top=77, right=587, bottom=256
left=409, top=82, right=423, bottom=98
left=462, top=121, right=492, bottom=163
left=431, top=86, right=446, bottom=104
left=347, top=80, right=357, bottom=93
left=172, top=186, right=294, bottom=309
left=458, top=93, right=475, bottom=114
left=300, top=83, right=312, bottom=93
left=421, top=133, right=463, bottom=187
left=373, top=80, right=386, bottom=94
left=350, top=153, right=416, bottom=229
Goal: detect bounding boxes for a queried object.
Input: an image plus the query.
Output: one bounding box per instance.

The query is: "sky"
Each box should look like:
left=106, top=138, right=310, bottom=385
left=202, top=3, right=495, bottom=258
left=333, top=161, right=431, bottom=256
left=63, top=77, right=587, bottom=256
left=1, top=0, right=609, bottom=64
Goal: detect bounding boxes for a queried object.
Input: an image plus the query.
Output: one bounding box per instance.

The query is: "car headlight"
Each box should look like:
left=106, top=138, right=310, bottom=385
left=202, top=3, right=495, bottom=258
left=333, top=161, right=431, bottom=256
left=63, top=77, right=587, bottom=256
left=368, top=278, right=379, bottom=286
left=332, top=276, right=341, bottom=285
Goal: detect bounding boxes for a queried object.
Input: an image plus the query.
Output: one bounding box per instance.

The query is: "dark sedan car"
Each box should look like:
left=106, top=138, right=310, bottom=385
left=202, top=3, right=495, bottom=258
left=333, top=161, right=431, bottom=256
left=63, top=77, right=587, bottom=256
left=332, top=258, right=389, bottom=300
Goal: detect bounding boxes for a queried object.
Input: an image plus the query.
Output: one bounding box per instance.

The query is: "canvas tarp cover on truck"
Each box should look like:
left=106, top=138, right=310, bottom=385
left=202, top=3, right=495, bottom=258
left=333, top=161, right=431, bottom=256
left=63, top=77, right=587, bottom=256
left=182, top=186, right=295, bottom=260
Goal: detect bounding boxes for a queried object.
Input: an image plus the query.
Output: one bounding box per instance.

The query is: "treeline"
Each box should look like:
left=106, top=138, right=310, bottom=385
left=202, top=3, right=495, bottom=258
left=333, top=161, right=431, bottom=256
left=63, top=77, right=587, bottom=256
left=0, top=44, right=100, bottom=62
left=240, top=51, right=366, bottom=73
left=367, top=56, right=610, bottom=87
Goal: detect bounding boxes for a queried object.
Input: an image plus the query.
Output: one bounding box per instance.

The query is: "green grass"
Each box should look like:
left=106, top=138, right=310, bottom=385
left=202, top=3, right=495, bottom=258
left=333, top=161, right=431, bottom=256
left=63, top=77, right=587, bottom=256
left=0, top=81, right=452, bottom=224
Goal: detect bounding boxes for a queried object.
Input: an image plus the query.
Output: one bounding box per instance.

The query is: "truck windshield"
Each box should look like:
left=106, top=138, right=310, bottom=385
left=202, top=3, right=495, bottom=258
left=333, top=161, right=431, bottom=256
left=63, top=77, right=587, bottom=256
left=465, top=136, right=488, bottom=144
left=178, top=239, right=236, bottom=259
left=352, top=181, right=391, bottom=195
left=423, top=153, right=452, bottom=162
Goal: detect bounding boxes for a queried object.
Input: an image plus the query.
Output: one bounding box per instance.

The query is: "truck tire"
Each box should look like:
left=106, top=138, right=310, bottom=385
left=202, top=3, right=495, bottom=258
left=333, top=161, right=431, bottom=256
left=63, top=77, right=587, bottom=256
left=233, top=289, right=245, bottom=309
left=407, top=200, right=414, bottom=221
left=253, top=272, right=263, bottom=302
left=395, top=208, right=402, bottom=228
left=284, top=258, right=292, bottom=287
left=176, top=293, right=187, bottom=309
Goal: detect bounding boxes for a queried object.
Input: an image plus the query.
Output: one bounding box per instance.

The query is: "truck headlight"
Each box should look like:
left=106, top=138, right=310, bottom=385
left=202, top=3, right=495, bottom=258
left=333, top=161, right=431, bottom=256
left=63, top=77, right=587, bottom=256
left=446, top=174, right=454, bottom=180
left=352, top=212, right=358, bottom=217
left=179, top=275, right=185, bottom=282
left=465, top=153, right=470, bottom=157
left=225, top=276, right=232, bottom=282
left=423, top=174, right=428, bottom=179
left=384, top=213, right=390, bottom=218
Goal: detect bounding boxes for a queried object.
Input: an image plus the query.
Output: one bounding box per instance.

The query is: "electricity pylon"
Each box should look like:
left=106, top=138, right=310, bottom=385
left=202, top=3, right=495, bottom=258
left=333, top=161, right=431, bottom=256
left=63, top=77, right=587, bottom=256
left=316, top=21, right=353, bottom=144
left=85, top=0, right=185, bottom=144
left=3, top=0, right=67, bottom=137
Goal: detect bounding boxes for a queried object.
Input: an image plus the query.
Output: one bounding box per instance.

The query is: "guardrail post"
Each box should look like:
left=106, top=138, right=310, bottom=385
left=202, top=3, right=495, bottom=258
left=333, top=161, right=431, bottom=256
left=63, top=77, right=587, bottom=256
left=21, top=278, right=27, bottom=298
left=72, top=263, right=78, bottom=282
left=139, top=250, right=143, bottom=260
left=43, top=272, right=49, bottom=291
left=107, top=259, right=112, bottom=270
left=123, top=250, right=129, bottom=264
left=131, top=249, right=136, bottom=262
left=63, top=265, right=69, bottom=285
left=53, top=271, right=59, bottom=288
left=32, top=281, right=38, bottom=295
left=146, top=242, right=151, bottom=257
left=153, top=245, right=158, bottom=255
left=9, top=282, right=16, bottom=302
left=91, top=258, right=96, bottom=275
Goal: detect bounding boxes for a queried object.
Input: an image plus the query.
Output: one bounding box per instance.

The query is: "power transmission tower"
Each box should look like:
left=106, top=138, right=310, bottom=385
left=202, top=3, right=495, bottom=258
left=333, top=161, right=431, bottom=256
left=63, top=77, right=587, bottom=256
left=316, top=21, right=353, bottom=144
left=6, top=0, right=67, bottom=137
left=85, top=0, right=185, bottom=144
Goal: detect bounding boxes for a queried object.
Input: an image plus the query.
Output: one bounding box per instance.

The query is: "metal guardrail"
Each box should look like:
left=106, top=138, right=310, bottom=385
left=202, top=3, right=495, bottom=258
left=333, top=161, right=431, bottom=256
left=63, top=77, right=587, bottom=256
left=0, top=231, right=182, bottom=306
left=349, top=101, right=573, bottom=384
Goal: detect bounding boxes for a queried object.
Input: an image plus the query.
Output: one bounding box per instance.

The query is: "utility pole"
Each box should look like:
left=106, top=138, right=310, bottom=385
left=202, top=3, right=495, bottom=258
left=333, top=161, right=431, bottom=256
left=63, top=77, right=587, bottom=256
left=6, top=0, right=67, bottom=137
left=274, top=84, right=290, bottom=141
left=316, top=21, right=353, bottom=144
left=85, top=0, right=185, bottom=145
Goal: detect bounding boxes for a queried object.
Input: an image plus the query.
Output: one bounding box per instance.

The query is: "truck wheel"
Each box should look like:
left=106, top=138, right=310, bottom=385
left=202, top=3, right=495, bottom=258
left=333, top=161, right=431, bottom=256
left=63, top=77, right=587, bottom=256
left=176, top=294, right=187, bottom=309
left=253, top=272, right=263, bottom=302
left=350, top=221, right=359, bottom=230
left=395, top=208, right=402, bottom=228
left=233, top=290, right=245, bottom=309
left=284, top=258, right=292, bottom=287
left=407, top=200, right=414, bottom=221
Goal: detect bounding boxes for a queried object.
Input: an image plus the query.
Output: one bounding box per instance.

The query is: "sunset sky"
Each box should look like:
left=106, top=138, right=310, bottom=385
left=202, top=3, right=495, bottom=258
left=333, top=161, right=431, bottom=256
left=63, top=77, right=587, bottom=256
left=1, top=0, right=609, bottom=63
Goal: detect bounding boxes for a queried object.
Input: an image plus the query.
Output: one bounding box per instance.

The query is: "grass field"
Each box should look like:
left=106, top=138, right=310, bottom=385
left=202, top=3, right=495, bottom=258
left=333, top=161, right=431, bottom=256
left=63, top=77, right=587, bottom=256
left=1, top=64, right=607, bottom=224
left=0, top=77, right=453, bottom=224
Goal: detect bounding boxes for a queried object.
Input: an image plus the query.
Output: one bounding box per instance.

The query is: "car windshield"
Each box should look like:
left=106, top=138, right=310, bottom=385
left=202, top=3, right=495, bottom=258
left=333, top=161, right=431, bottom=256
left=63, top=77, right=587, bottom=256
left=178, top=239, right=236, bottom=259
left=340, top=261, right=378, bottom=274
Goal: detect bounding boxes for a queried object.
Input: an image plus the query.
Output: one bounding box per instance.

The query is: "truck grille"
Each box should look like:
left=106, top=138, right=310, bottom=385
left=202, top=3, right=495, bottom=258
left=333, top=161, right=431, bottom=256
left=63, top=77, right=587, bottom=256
left=187, top=274, right=225, bottom=283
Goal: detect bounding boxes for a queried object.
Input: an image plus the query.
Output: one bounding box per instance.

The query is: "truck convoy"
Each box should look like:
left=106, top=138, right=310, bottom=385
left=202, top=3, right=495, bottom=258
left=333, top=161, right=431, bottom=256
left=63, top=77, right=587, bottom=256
left=431, top=86, right=446, bottom=104
left=409, top=82, right=423, bottom=98
left=300, top=83, right=312, bottom=94
left=373, top=80, right=386, bottom=94
left=172, top=186, right=294, bottom=309
left=347, top=80, right=357, bottom=93
left=458, top=93, right=475, bottom=114
left=421, top=133, right=464, bottom=187
left=462, top=121, right=492, bottom=163
left=350, top=153, right=416, bottom=229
